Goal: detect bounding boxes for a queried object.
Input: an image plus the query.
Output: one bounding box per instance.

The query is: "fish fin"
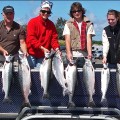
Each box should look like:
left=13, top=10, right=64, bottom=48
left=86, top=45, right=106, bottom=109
left=101, top=98, right=108, bottom=106
left=87, top=101, right=96, bottom=107
left=101, top=98, right=107, bottom=103
left=42, top=93, right=50, bottom=99
left=2, top=98, right=12, bottom=104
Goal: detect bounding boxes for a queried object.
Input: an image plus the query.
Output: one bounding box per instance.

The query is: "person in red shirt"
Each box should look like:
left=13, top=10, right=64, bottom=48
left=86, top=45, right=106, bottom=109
left=26, top=1, right=61, bottom=69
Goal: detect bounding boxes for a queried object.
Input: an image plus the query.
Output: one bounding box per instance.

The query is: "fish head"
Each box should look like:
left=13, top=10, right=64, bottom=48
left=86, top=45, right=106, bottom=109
left=45, top=52, right=51, bottom=58
left=103, top=63, right=108, bottom=69
left=85, top=59, right=92, bottom=67
left=69, top=60, right=76, bottom=66
left=5, top=55, right=14, bottom=62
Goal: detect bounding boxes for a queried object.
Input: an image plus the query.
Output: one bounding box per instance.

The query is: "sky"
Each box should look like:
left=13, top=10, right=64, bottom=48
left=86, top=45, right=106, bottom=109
left=0, top=1, right=120, bottom=41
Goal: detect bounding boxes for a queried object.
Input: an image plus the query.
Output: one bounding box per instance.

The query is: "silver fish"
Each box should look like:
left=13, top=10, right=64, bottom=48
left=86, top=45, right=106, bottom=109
left=65, top=62, right=77, bottom=108
left=2, top=55, right=14, bottom=103
left=83, top=58, right=95, bottom=107
left=18, top=54, right=31, bottom=106
left=116, top=63, right=120, bottom=97
left=101, top=64, right=110, bottom=103
left=52, top=52, right=70, bottom=96
left=40, top=53, right=52, bottom=99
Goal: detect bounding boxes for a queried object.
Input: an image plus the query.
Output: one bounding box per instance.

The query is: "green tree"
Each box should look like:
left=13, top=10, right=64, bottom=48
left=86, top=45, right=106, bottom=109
left=55, top=17, right=66, bottom=40
left=92, top=40, right=102, bottom=45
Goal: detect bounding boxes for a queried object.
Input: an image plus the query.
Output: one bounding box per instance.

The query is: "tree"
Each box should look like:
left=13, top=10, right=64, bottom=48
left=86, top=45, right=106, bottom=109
left=92, top=40, right=102, bottom=45
left=55, top=17, right=66, bottom=40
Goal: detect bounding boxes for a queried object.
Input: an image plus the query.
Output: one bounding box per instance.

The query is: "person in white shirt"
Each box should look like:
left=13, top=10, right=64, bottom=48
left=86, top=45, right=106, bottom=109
left=63, top=2, right=95, bottom=108
left=63, top=2, right=95, bottom=67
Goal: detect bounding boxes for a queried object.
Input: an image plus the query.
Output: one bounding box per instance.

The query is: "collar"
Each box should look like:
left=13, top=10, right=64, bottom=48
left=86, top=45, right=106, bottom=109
left=2, top=20, right=14, bottom=29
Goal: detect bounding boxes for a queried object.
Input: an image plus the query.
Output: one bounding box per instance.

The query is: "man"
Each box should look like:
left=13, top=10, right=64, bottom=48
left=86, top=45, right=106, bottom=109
left=26, top=0, right=61, bottom=69
left=0, top=5, right=27, bottom=62
left=0, top=6, right=30, bottom=110
left=63, top=2, right=95, bottom=107
left=63, top=2, right=95, bottom=63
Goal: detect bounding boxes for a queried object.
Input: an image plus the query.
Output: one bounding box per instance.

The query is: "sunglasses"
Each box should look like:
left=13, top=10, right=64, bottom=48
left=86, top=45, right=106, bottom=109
left=5, top=12, right=14, bottom=15
left=41, top=10, right=51, bottom=14
left=72, top=10, right=82, bottom=13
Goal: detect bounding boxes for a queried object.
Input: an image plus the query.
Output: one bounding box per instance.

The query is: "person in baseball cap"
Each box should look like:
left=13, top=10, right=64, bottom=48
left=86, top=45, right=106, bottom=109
left=0, top=5, right=30, bottom=112
left=2, top=5, right=14, bottom=14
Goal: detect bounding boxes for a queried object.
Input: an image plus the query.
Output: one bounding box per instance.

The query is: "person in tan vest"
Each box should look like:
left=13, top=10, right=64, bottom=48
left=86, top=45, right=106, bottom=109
left=63, top=2, right=95, bottom=108
left=63, top=2, right=95, bottom=64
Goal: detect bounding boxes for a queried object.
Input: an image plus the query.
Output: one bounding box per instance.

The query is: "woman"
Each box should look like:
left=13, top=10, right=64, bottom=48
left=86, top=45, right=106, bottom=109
left=26, top=0, right=61, bottom=69
left=102, top=9, right=120, bottom=68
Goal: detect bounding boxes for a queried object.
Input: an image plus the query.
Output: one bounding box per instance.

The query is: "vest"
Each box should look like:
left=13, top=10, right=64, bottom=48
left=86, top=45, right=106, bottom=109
left=104, top=23, right=120, bottom=63
left=66, top=16, right=92, bottom=51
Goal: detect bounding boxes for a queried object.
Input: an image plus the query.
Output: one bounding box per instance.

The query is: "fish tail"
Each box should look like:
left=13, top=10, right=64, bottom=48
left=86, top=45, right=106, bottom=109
left=42, top=93, right=49, bottom=99
left=3, top=97, right=12, bottom=104
left=67, top=102, right=76, bottom=108
left=100, top=98, right=108, bottom=106
left=87, top=101, right=96, bottom=107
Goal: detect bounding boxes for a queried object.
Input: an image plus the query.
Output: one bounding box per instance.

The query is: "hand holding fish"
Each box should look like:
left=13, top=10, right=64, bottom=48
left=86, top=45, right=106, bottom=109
left=23, top=51, right=29, bottom=57
left=102, top=56, right=107, bottom=64
left=87, top=53, right=92, bottom=59
left=3, top=50, right=8, bottom=56
left=55, top=48, right=62, bottom=56
left=40, top=46, right=50, bottom=54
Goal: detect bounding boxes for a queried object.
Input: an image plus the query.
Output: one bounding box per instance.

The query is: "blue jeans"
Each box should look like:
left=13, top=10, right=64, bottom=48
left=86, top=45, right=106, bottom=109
left=27, top=55, right=44, bottom=69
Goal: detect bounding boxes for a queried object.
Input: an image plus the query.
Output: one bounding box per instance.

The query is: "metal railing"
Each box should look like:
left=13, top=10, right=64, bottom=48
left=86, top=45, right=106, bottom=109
left=16, top=106, right=120, bottom=120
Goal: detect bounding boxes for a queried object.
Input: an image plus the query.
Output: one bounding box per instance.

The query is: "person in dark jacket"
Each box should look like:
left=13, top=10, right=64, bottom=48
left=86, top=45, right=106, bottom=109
left=102, top=9, right=120, bottom=68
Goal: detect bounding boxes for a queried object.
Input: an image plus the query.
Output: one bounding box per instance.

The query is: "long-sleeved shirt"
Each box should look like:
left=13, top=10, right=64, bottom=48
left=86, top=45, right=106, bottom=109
left=26, top=15, right=60, bottom=58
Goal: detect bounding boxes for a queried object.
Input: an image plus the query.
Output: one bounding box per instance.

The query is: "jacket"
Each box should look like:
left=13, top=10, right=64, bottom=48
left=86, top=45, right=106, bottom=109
left=26, top=15, right=60, bottom=58
left=104, top=23, right=120, bottom=63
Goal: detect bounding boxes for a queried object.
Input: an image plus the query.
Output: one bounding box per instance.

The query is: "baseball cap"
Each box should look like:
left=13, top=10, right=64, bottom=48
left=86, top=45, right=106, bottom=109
left=41, top=1, right=53, bottom=10
left=3, top=5, right=14, bottom=14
